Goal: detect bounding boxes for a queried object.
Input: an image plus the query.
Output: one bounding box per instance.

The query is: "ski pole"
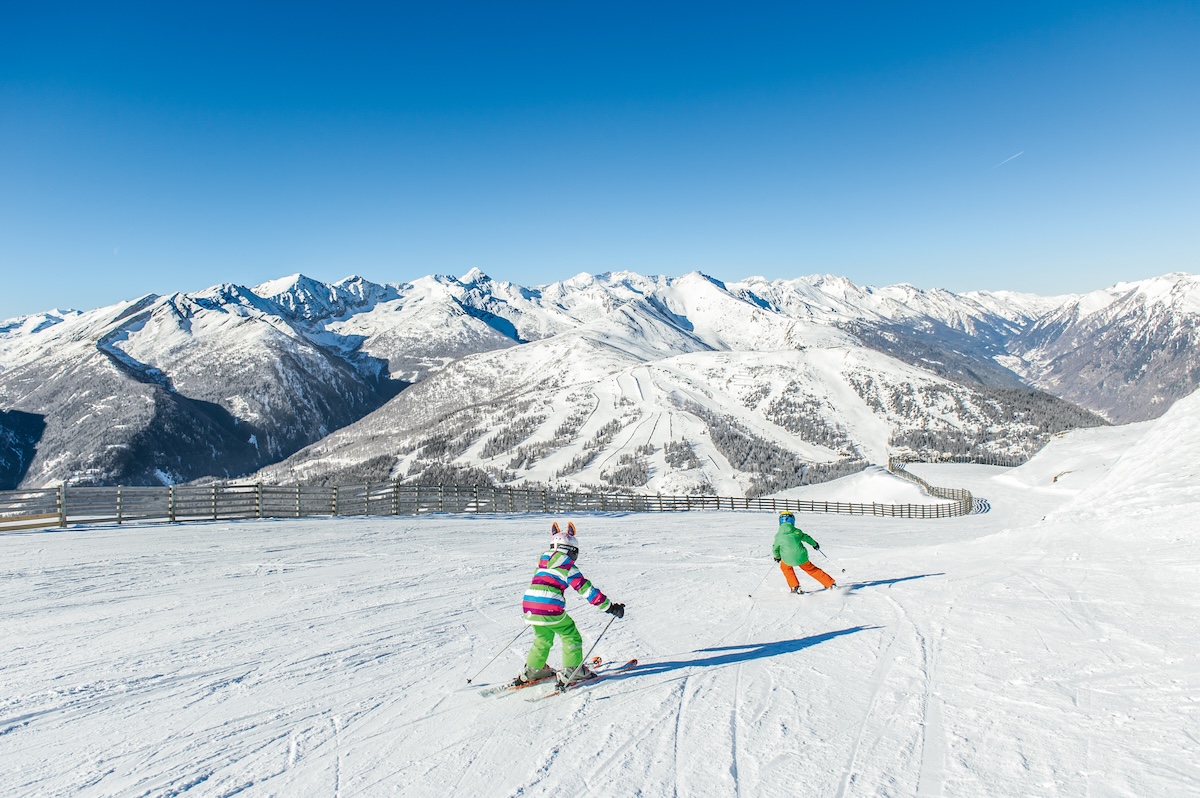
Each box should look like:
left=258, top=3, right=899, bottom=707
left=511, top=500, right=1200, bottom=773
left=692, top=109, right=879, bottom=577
left=817, top=548, right=845, bottom=573
left=561, top=615, right=617, bottom=685
left=466, top=625, right=530, bottom=684
left=748, top=561, right=777, bottom=598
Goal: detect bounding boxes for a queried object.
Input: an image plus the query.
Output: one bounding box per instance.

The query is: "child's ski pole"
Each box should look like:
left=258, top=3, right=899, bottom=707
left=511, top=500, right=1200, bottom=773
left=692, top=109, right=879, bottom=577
left=817, top=548, right=845, bottom=573
left=561, top=615, right=617, bottom=685
left=748, top=561, right=777, bottom=597
left=467, top=625, right=530, bottom=684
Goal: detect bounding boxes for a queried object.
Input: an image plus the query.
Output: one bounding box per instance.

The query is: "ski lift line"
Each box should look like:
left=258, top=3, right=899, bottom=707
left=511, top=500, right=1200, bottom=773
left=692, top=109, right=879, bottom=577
left=631, top=368, right=646, bottom=402
left=639, top=413, right=662, bottom=446
left=574, top=390, right=602, bottom=433
left=595, top=417, right=648, bottom=474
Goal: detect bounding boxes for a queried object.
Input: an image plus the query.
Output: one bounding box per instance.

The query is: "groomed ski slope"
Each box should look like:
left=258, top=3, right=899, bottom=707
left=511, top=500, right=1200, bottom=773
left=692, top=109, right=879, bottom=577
left=3, top=395, right=1199, bottom=797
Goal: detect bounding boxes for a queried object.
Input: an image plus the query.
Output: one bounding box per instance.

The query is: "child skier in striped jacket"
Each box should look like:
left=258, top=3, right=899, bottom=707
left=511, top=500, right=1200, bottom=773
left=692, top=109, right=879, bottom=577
left=515, top=521, right=625, bottom=687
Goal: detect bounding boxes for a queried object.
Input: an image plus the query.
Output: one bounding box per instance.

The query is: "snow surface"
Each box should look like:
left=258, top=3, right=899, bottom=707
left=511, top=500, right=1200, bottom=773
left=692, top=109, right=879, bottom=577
left=3, top=398, right=1199, bottom=796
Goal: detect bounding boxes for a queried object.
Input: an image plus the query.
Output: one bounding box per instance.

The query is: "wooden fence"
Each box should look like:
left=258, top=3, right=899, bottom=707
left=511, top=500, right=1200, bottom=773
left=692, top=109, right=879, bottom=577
left=0, top=473, right=973, bottom=533
left=886, top=457, right=976, bottom=506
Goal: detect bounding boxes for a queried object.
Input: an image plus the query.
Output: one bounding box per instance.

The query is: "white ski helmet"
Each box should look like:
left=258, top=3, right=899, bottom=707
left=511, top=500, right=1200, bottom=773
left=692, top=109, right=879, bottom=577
left=550, top=521, right=579, bottom=555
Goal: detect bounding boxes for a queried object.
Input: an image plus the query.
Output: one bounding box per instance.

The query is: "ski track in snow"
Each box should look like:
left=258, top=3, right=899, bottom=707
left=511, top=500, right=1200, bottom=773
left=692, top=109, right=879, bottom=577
left=4, top=414, right=1200, bottom=796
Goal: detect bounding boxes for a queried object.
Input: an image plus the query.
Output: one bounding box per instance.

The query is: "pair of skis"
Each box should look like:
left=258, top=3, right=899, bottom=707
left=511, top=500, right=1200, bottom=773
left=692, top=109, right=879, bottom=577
left=478, top=657, right=638, bottom=699
left=477, top=656, right=601, bottom=698
left=545, top=658, right=638, bottom=698
left=791, top=584, right=840, bottom=596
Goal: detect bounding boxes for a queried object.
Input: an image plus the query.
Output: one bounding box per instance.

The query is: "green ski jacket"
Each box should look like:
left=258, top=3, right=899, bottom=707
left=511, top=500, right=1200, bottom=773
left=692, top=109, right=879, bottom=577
left=772, top=521, right=820, bottom=566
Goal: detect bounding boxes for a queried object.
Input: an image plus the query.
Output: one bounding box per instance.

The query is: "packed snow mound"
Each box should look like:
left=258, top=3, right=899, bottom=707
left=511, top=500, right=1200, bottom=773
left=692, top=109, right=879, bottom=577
left=993, top=421, right=1154, bottom=495
left=1060, top=387, right=1200, bottom=524
left=772, top=464, right=943, bottom=504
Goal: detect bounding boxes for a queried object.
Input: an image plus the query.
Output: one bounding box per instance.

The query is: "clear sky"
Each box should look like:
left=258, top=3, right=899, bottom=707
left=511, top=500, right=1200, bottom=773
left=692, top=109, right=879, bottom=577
left=2, top=1, right=1197, bottom=320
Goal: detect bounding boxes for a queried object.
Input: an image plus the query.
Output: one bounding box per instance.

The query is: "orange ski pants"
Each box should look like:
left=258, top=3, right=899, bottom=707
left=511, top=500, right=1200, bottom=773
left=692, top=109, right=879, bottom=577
left=781, top=560, right=836, bottom=590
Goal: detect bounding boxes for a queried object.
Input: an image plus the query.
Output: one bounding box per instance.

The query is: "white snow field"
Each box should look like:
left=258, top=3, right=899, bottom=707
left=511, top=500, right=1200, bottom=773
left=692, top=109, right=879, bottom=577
left=3, top=396, right=1199, bottom=797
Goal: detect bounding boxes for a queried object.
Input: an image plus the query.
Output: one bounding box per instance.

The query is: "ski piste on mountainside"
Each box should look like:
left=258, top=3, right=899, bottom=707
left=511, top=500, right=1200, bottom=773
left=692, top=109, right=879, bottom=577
left=4, top=391, right=1200, bottom=795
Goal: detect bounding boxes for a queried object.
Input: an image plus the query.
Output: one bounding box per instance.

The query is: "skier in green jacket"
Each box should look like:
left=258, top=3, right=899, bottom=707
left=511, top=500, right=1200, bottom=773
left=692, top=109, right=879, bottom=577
left=772, top=511, right=836, bottom=593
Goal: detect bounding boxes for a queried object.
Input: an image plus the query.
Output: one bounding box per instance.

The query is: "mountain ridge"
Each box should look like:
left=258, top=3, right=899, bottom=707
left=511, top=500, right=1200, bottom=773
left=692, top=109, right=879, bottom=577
left=2, top=270, right=1196, bottom=489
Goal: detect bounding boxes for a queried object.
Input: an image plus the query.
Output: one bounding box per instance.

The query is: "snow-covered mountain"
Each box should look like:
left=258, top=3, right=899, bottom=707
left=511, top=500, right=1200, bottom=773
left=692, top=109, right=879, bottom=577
left=0, top=289, right=393, bottom=487
left=1009, top=273, right=1200, bottom=422
left=254, top=272, right=1103, bottom=495
left=3, top=269, right=1196, bottom=489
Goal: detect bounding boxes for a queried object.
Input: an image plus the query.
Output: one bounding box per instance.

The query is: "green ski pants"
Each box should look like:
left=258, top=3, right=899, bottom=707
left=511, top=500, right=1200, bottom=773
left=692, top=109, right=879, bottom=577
left=525, top=614, right=583, bottom=671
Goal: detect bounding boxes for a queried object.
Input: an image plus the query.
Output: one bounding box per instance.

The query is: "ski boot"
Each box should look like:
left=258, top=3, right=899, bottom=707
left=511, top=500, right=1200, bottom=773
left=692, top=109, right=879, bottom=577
left=513, top=665, right=556, bottom=687
left=556, top=663, right=597, bottom=687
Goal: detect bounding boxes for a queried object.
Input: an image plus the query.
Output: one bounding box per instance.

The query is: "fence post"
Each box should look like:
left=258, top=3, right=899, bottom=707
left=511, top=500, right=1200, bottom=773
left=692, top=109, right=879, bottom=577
left=58, top=484, right=66, bottom=527
left=212, top=484, right=218, bottom=521
left=117, top=486, right=123, bottom=525
left=295, top=484, right=301, bottom=518
left=168, top=485, right=176, bottom=523
left=256, top=483, right=263, bottom=519
left=334, top=486, right=340, bottom=516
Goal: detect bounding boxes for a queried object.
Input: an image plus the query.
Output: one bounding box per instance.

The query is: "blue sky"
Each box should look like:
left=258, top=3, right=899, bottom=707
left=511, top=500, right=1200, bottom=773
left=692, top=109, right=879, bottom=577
left=2, top=1, right=1197, bottom=319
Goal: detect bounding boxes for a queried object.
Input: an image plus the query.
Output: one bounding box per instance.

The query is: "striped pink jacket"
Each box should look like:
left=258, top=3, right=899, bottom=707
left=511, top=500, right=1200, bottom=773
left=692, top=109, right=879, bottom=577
left=522, top=550, right=610, bottom=625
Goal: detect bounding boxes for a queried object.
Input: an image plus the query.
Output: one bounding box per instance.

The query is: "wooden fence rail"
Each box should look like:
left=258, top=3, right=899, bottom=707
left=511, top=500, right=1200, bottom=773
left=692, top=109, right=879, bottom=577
left=1, top=471, right=974, bottom=533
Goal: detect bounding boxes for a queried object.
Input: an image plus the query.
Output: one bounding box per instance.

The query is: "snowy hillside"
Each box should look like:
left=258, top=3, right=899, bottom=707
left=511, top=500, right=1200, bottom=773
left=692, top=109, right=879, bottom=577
left=257, top=299, right=1101, bottom=496
left=1057, top=385, right=1200, bottom=521
left=3, top=391, right=1197, bottom=796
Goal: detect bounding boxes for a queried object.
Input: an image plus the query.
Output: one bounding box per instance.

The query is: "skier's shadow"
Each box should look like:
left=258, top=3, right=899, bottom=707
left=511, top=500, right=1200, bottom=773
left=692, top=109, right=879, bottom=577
left=615, top=626, right=879, bottom=678
left=843, top=573, right=945, bottom=591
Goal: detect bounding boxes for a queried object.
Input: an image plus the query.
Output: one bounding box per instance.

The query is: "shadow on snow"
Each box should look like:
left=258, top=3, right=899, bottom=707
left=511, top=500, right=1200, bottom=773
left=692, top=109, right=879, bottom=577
left=616, top=626, right=879, bottom=679
left=842, top=572, right=945, bottom=591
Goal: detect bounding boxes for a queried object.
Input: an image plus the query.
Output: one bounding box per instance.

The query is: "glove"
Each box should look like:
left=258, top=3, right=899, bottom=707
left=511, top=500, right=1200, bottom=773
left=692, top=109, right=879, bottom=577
left=812, top=543, right=820, bottom=550
left=606, top=602, right=625, bottom=619
left=773, top=556, right=781, bottom=562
